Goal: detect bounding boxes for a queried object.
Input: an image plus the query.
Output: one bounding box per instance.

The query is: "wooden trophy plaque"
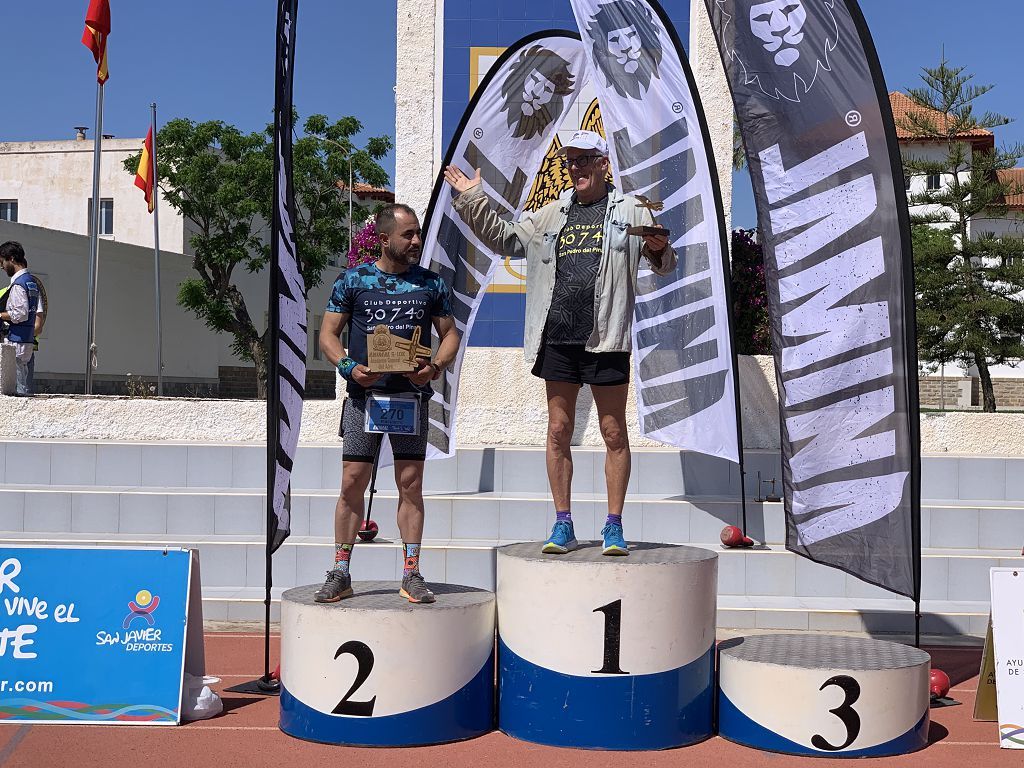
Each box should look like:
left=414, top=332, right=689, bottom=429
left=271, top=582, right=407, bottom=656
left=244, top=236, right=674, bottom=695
left=366, top=325, right=432, bottom=374
left=626, top=195, right=670, bottom=238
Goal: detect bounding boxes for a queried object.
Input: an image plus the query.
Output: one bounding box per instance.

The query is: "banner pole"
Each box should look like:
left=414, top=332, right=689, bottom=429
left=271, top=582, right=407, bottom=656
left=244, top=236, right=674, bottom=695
left=85, top=81, right=104, bottom=395
left=150, top=103, right=164, bottom=397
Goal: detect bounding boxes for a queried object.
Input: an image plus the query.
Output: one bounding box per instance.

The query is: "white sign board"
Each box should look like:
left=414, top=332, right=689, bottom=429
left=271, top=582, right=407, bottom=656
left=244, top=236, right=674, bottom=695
left=991, top=567, right=1024, bottom=749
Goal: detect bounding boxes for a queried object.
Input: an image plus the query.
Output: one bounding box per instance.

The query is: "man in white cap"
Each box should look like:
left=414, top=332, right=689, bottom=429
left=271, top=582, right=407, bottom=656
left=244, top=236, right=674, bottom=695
left=444, top=130, right=676, bottom=557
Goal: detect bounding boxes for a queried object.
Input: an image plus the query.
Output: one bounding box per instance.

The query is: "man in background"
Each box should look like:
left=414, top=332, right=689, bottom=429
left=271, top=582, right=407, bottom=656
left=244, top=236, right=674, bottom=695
left=0, top=242, right=40, bottom=396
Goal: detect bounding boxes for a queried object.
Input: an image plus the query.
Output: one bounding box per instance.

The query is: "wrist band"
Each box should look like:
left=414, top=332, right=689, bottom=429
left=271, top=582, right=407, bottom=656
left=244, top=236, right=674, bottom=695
left=429, top=362, right=442, bottom=379
left=337, top=357, right=358, bottom=380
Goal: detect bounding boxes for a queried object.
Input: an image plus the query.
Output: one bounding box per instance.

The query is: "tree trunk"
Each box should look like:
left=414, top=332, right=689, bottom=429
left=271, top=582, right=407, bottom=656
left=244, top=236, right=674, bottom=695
left=251, top=341, right=269, bottom=401
left=975, top=355, right=997, bottom=412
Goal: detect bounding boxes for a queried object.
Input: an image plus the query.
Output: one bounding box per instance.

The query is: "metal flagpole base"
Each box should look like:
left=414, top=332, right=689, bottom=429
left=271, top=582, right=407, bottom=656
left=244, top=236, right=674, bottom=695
left=225, top=674, right=281, bottom=696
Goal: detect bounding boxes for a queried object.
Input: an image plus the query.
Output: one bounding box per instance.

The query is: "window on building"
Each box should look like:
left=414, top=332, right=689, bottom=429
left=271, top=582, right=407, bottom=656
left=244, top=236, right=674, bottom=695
left=0, top=201, right=18, bottom=222
left=87, top=198, right=114, bottom=235
left=926, top=174, right=941, bottom=191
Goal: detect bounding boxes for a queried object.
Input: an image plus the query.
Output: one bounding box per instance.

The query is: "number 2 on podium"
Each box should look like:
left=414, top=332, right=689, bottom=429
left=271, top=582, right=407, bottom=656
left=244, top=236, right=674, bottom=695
left=592, top=599, right=628, bottom=675
left=332, top=640, right=377, bottom=716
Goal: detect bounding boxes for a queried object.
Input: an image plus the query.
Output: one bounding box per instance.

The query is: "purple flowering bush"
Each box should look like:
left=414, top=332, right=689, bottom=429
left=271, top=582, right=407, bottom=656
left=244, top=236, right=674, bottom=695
left=347, top=218, right=379, bottom=268
left=730, top=229, right=772, bottom=355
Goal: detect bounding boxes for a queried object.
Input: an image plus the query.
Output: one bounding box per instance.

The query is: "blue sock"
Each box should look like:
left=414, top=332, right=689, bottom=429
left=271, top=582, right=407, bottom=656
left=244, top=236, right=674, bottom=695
left=605, top=514, right=622, bottom=527
left=556, top=510, right=572, bottom=523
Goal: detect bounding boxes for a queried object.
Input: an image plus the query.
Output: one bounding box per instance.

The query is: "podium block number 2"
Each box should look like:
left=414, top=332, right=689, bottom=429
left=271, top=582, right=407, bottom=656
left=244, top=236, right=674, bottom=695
left=592, top=600, right=628, bottom=675
left=332, top=640, right=377, bottom=716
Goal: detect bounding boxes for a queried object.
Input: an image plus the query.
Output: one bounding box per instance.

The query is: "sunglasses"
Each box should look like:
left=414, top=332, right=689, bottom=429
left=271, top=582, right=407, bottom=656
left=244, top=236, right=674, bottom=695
left=560, top=154, right=605, bottom=170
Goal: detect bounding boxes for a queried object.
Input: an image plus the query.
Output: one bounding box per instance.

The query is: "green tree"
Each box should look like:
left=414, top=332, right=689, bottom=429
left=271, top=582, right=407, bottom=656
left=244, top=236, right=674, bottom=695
left=730, top=229, right=771, bottom=355
left=900, top=58, right=1024, bottom=411
left=124, top=114, right=392, bottom=398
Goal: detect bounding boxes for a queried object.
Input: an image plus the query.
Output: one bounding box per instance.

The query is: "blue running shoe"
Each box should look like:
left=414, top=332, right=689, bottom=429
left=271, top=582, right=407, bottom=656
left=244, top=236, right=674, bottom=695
left=542, top=520, right=578, bottom=554
left=601, top=522, right=629, bottom=556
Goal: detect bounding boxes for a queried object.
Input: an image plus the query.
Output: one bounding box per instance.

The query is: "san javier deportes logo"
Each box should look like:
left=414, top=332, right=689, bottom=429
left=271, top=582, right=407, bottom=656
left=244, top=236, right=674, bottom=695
left=96, top=588, right=175, bottom=653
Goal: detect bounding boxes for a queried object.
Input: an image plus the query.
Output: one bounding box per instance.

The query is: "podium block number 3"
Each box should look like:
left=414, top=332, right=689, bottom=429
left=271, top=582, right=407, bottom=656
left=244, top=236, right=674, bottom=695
left=592, top=600, right=628, bottom=675
left=332, top=640, right=377, bottom=716
left=811, top=675, right=861, bottom=751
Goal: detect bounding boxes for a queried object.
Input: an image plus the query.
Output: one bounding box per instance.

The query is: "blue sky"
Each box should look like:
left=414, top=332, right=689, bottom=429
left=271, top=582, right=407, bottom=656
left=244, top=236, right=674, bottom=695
left=4, top=2, right=1021, bottom=229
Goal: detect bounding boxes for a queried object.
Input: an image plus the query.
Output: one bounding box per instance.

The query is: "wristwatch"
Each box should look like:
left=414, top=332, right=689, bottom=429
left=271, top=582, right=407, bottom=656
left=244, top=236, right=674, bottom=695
left=429, top=362, right=442, bottom=379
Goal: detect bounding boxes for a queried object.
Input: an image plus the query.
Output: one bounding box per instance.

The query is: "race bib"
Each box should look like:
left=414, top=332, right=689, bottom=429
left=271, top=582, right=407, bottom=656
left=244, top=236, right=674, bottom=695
left=364, top=393, right=420, bottom=435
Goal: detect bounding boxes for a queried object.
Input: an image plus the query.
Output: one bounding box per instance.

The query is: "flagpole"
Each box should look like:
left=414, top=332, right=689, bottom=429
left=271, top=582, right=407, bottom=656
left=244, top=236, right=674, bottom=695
left=150, top=103, right=164, bottom=397
left=85, top=81, right=104, bottom=395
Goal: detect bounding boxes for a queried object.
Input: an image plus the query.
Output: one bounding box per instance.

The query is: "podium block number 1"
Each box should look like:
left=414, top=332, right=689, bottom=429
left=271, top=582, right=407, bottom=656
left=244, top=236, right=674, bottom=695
left=592, top=600, right=628, bottom=675
left=332, top=640, right=377, bottom=716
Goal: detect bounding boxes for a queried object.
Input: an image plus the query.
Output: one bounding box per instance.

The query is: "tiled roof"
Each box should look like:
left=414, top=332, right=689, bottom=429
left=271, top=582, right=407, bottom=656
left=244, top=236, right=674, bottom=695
left=890, top=91, right=994, bottom=141
left=996, top=168, right=1024, bottom=209
left=336, top=181, right=395, bottom=202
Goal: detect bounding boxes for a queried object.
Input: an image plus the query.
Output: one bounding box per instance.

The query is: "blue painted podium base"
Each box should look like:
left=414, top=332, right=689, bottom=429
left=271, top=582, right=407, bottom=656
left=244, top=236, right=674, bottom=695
left=498, top=638, right=714, bottom=750
left=279, top=652, right=494, bottom=746
left=717, top=691, right=929, bottom=757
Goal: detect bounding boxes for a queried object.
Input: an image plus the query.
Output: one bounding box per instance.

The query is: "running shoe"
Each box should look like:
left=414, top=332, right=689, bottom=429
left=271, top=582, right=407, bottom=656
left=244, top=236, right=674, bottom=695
left=400, top=572, right=436, bottom=604
left=313, top=570, right=354, bottom=602
left=541, top=520, right=578, bottom=554
left=601, top=522, right=629, bottom=556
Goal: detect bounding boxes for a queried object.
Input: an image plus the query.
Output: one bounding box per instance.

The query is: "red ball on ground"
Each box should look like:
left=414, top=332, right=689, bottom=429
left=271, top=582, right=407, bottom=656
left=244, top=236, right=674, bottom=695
left=930, top=668, right=950, bottom=698
left=357, top=520, right=379, bottom=542
left=720, top=525, right=745, bottom=547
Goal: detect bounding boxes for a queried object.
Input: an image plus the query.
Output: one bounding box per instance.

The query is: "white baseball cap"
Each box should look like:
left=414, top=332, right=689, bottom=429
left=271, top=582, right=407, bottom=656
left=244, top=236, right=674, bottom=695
left=554, top=129, right=608, bottom=157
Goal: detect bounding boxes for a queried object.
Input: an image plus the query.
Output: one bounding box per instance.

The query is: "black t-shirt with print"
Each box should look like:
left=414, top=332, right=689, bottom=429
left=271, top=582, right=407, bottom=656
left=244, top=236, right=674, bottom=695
left=544, top=194, right=607, bottom=345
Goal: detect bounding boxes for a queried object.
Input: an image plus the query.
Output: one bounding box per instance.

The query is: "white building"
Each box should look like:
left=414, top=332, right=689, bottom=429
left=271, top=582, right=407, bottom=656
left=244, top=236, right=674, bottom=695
left=0, top=136, right=199, bottom=255
left=892, top=92, right=1024, bottom=396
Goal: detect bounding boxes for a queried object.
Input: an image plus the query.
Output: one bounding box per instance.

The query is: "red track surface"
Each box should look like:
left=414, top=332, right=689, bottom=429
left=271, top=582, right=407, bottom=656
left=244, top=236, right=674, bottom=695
left=0, top=634, right=1013, bottom=768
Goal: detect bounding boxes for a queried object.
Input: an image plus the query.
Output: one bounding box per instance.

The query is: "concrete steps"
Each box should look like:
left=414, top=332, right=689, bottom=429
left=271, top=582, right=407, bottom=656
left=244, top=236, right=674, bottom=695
left=4, top=439, right=1024, bottom=502
left=2, top=439, right=1023, bottom=637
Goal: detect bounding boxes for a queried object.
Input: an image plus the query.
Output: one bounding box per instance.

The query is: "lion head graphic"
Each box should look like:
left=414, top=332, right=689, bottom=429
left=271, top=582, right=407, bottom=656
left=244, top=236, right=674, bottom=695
left=713, top=0, right=840, bottom=103
left=586, top=0, right=664, bottom=100
left=500, top=45, right=576, bottom=140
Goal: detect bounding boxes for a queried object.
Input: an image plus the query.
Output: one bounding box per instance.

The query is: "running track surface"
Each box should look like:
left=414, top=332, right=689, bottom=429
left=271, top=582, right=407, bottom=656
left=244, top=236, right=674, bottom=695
left=0, top=633, right=1014, bottom=768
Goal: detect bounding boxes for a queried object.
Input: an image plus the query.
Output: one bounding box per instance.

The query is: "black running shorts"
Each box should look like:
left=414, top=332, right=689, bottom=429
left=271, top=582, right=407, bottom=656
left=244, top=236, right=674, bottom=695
left=530, top=344, right=630, bottom=386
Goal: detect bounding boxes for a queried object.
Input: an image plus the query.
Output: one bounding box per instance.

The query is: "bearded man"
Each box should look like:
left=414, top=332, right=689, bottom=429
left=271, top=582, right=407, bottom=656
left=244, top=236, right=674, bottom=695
left=316, top=203, right=460, bottom=604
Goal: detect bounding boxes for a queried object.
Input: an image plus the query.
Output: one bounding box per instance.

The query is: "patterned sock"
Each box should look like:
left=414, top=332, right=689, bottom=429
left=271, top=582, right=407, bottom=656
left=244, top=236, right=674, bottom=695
left=333, top=543, right=353, bottom=576
left=403, top=543, right=421, bottom=577
left=555, top=510, right=572, bottom=523
left=605, top=514, right=622, bottom=528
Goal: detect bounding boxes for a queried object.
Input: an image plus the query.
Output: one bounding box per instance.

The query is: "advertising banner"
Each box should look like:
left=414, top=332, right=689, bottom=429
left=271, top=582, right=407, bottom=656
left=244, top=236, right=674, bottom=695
left=0, top=547, right=195, bottom=725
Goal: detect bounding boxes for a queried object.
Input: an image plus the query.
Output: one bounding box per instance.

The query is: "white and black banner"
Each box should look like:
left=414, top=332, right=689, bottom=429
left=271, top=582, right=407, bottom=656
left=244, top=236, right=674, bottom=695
left=268, top=0, right=304, bottom=552
left=421, top=34, right=589, bottom=458
left=569, top=0, right=741, bottom=463
left=705, top=0, right=920, bottom=598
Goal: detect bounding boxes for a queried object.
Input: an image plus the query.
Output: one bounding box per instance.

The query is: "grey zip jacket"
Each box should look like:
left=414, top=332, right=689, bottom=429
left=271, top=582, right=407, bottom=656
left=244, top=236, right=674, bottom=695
left=452, top=183, right=677, bottom=365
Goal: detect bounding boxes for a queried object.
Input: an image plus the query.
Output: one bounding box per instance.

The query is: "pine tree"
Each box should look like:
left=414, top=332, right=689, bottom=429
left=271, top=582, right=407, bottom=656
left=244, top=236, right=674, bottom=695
left=900, top=57, right=1024, bottom=411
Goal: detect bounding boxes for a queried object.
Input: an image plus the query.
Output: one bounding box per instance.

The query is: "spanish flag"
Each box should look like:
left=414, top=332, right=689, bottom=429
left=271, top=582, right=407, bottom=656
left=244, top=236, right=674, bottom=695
left=134, top=128, right=155, bottom=213
left=81, top=0, right=111, bottom=85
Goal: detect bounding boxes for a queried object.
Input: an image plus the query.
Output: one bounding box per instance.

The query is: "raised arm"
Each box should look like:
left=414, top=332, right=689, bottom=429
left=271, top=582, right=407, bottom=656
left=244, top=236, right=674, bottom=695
left=444, top=165, right=535, bottom=260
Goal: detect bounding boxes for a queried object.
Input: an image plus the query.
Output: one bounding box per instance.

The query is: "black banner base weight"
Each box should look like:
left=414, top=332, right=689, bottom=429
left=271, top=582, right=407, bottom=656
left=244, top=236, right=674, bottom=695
left=225, top=675, right=281, bottom=696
